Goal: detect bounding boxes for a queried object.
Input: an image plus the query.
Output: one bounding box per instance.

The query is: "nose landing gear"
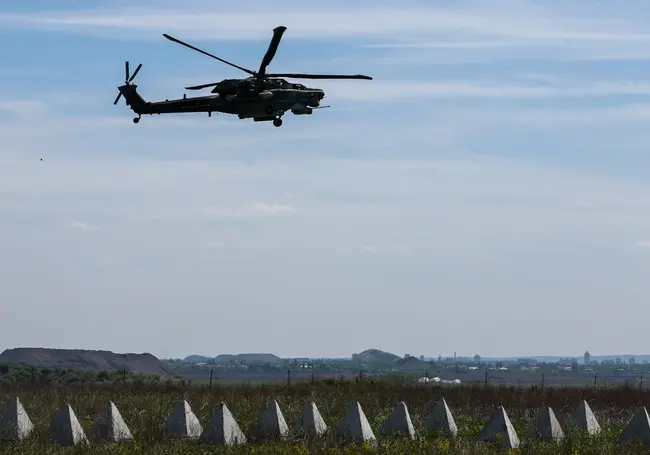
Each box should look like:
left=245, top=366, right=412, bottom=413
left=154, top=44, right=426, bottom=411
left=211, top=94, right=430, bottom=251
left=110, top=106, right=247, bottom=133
left=273, top=117, right=283, bottom=127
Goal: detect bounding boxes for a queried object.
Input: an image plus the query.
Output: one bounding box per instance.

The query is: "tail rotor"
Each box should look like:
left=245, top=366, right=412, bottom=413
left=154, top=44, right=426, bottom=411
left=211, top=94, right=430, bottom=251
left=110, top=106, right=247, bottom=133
left=113, top=61, right=143, bottom=105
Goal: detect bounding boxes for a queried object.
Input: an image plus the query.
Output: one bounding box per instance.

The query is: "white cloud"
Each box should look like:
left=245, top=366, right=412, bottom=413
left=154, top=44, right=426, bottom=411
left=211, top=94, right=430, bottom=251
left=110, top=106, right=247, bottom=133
left=198, top=202, right=297, bottom=218
left=3, top=136, right=650, bottom=357
left=1, top=2, right=649, bottom=46
left=69, top=221, right=98, bottom=231
left=636, top=239, right=650, bottom=248
left=0, top=100, right=47, bottom=117
left=3, top=0, right=650, bottom=358
left=0, top=8, right=555, bottom=40
left=318, top=80, right=650, bottom=102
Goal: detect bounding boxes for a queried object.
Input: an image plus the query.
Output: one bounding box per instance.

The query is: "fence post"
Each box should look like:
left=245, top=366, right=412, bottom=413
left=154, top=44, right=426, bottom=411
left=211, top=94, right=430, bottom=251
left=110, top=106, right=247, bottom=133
left=484, top=370, right=488, bottom=386
left=287, top=369, right=291, bottom=387
left=541, top=373, right=545, bottom=391
left=641, top=374, right=644, bottom=390
left=209, top=368, right=213, bottom=393
left=593, top=374, right=597, bottom=389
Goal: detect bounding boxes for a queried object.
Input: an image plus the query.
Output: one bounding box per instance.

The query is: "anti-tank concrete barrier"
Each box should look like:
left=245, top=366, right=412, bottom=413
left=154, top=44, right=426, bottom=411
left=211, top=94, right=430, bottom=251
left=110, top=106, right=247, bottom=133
left=1, top=396, right=650, bottom=448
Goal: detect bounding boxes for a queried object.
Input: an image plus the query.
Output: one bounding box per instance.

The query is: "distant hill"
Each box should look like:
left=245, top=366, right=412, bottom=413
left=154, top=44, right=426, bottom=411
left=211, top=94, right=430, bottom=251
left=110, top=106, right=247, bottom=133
left=183, top=355, right=210, bottom=363
left=395, top=355, right=429, bottom=370
left=352, top=349, right=401, bottom=363
left=213, top=353, right=282, bottom=364
left=0, top=348, right=177, bottom=376
left=181, top=353, right=283, bottom=364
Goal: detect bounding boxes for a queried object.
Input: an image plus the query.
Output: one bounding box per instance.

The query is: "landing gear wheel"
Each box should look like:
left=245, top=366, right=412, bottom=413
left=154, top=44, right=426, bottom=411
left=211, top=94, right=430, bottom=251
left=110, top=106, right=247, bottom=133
left=133, top=117, right=140, bottom=124
left=273, top=118, right=283, bottom=127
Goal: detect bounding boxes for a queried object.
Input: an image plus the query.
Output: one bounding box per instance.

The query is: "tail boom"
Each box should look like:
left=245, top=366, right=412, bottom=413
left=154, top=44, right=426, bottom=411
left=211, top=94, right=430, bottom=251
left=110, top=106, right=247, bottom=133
left=118, top=84, right=150, bottom=115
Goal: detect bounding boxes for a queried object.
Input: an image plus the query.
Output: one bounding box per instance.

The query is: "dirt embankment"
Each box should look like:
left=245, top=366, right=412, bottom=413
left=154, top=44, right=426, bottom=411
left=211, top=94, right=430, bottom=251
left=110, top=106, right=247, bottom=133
left=0, top=348, right=177, bottom=376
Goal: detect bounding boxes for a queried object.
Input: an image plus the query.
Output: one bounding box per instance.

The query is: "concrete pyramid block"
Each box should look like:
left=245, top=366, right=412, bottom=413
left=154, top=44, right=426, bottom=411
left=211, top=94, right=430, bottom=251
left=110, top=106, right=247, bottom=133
left=50, top=404, right=88, bottom=446
left=617, top=407, right=650, bottom=447
left=200, top=402, right=247, bottom=446
left=335, top=401, right=376, bottom=444
left=0, top=397, right=34, bottom=440
left=292, top=401, right=328, bottom=438
left=532, top=406, right=564, bottom=442
left=255, top=399, right=289, bottom=441
left=164, top=400, right=202, bottom=438
left=424, top=398, right=458, bottom=437
left=90, top=401, right=133, bottom=442
left=475, top=406, right=520, bottom=449
left=571, top=400, right=600, bottom=435
left=379, top=401, right=415, bottom=439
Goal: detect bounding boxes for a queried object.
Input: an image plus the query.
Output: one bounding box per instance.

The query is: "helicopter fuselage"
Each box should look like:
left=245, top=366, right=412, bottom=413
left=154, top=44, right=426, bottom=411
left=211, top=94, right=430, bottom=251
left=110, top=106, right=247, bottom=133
left=117, top=82, right=326, bottom=127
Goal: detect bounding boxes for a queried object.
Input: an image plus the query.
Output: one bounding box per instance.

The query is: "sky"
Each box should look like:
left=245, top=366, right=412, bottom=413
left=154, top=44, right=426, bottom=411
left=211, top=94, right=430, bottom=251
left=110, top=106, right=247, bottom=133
left=1, top=0, right=650, bottom=360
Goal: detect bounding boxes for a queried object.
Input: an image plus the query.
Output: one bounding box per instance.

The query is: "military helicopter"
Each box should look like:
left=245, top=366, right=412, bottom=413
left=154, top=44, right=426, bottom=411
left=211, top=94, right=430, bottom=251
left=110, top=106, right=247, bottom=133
left=113, top=26, right=372, bottom=127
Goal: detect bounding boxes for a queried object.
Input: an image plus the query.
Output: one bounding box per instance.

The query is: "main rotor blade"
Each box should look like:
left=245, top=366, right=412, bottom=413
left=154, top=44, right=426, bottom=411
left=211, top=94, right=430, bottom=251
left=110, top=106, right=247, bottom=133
left=162, top=33, right=255, bottom=75
left=266, top=73, right=373, bottom=80
left=113, top=92, right=122, bottom=105
left=128, top=63, right=142, bottom=82
left=257, top=26, right=287, bottom=77
left=185, top=82, right=219, bottom=90
left=125, top=61, right=129, bottom=81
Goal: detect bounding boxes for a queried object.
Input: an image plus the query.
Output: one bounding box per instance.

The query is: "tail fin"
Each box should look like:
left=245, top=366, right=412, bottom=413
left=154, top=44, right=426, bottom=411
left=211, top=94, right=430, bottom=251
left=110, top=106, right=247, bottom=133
left=113, top=61, right=149, bottom=115
left=117, top=84, right=149, bottom=114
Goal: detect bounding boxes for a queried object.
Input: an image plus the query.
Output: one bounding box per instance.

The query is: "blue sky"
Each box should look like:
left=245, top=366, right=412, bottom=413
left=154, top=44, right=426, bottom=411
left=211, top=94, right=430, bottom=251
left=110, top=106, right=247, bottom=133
left=1, top=0, right=650, bottom=360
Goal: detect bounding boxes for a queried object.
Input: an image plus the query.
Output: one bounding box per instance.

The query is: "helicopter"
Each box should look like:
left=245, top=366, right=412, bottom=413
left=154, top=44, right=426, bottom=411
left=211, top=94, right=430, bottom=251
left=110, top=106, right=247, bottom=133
left=113, top=26, right=373, bottom=127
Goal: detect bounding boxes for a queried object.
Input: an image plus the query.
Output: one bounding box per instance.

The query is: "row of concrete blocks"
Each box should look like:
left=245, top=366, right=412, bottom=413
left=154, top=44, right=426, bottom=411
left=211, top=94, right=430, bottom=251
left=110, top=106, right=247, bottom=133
left=1, top=397, right=650, bottom=448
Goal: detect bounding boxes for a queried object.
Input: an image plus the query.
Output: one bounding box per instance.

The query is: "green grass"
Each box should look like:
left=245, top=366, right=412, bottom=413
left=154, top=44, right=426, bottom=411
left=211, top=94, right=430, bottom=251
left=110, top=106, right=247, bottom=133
left=1, top=380, right=649, bottom=453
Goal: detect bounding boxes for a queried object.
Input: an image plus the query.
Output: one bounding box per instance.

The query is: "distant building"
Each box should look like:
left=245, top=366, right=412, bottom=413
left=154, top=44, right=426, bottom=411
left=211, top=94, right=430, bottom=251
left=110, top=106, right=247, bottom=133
left=571, top=359, right=578, bottom=373
left=474, top=354, right=481, bottom=364
left=419, top=355, right=424, bottom=362
left=584, top=351, right=591, bottom=365
left=629, top=357, right=636, bottom=365
left=517, top=358, right=538, bottom=366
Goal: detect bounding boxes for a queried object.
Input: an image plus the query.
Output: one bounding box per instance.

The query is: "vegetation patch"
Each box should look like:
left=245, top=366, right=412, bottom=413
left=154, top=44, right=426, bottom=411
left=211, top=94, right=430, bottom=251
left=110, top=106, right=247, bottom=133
left=1, top=379, right=650, bottom=453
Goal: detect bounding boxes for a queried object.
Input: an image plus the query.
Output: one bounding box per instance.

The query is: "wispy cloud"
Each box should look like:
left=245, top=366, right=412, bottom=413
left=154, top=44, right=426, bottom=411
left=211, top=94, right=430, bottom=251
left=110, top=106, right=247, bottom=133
left=69, top=221, right=98, bottom=231
left=636, top=239, right=650, bottom=248
left=319, top=80, right=650, bottom=102
left=198, top=202, right=297, bottom=219
left=161, top=71, right=650, bottom=103
left=4, top=0, right=650, bottom=358
left=1, top=2, right=649, bottom=45
left=0, top=100, right=47, bottom=117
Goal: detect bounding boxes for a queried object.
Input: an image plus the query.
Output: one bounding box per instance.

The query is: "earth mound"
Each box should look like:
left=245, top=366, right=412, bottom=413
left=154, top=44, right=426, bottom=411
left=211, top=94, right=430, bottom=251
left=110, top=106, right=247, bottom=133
left=0, top=348, right=177, bottom=376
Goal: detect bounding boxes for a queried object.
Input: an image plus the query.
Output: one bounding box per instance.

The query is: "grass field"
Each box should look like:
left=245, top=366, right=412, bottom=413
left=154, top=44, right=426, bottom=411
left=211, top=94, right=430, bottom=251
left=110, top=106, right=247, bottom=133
left=1, top=379, right=649, bottom=453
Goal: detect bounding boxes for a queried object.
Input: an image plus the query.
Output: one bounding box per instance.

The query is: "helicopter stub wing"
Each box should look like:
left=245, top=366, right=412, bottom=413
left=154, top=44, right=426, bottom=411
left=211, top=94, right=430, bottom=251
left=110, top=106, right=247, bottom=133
left=185, top=82, right=220, bottom=90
